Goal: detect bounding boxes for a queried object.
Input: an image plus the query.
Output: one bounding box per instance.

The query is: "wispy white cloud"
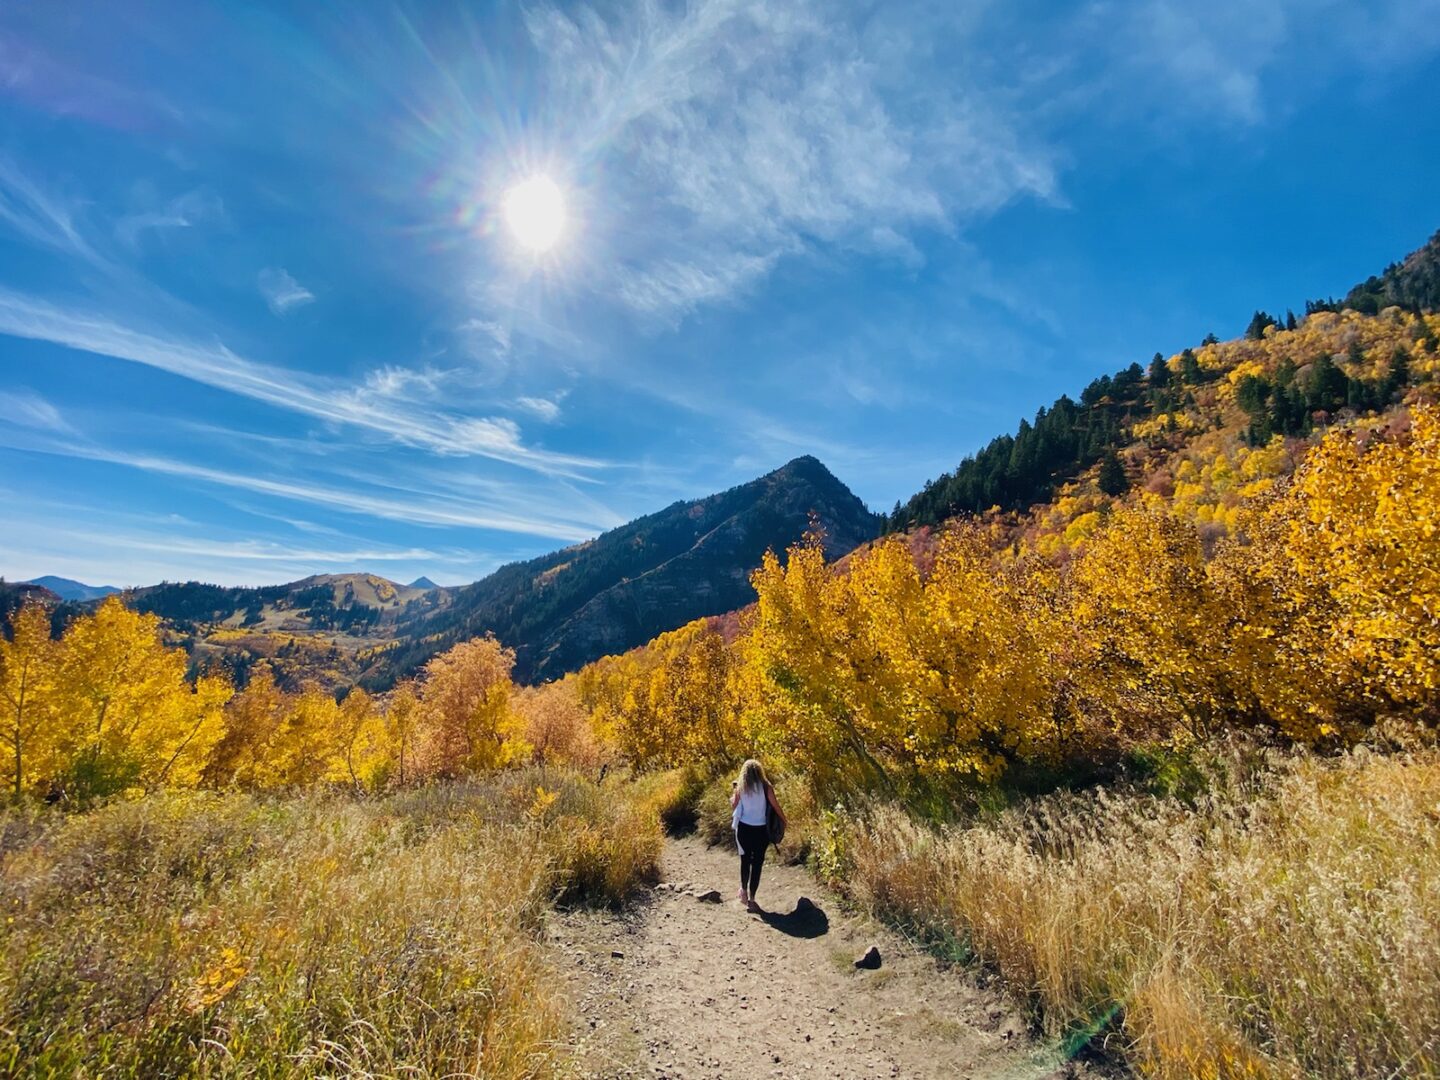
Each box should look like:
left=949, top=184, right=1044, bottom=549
left=460, top=317, right=511, bottom=355
left=0, top=30, right=185, bottom=130
left=525, top=0, right=1057, bottom=321
left=0, top=430, right=617, bottom=541
left=0, top=389, right=74, bottom=434
left=1055, top=0, right=1440, bottom=128
left=116, top=187, right=224, bottom=248
left=0, top=507, right=498, bottom=589
left=0, top=156, right=103, bottom=266
left=0, top=286, right=610, bottom=476
left=613, top=253, right=779, bottom=322
left=513, top=395, right=562, bottom=422
left=115, top=536, right=441, bottom=564
left=257, top=266, right=315, bottom=315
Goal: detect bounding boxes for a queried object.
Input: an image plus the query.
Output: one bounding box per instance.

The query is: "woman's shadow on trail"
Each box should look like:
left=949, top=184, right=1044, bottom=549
left=755, top=897, right=829, bottom=939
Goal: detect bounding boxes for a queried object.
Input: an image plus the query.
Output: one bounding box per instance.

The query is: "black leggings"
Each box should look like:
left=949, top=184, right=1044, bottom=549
left=737, top=822, right=768, bottom=897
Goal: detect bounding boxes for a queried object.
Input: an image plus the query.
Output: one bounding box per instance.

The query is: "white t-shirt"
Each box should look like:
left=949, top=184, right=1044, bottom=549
left=735, top=783, right=768, bottom=826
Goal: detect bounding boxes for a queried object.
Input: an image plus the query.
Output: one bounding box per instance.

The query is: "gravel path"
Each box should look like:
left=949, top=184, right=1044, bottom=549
left=552, top=835, right=1113, bottom=1079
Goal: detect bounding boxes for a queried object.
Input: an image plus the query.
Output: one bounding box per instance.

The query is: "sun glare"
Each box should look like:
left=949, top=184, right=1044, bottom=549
left=503, top=175, right=566, bottom=253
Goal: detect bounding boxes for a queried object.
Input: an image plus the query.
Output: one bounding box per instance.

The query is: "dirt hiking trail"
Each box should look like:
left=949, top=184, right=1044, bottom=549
left=553, top=836, right=1114, bottom=1079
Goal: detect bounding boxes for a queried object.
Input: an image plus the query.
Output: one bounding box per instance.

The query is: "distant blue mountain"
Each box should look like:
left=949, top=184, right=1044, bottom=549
left=407, top=576, right=440, bottom=590
left=21, top=576, right=121, bottom=602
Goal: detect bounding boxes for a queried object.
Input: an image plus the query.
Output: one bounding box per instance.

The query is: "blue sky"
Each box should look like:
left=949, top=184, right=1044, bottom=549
left=2, top=0, right=1438, bottom=588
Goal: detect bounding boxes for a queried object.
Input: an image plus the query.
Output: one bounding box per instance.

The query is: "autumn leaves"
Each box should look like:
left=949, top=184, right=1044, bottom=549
left=0, top=610, right=529, bottom=799
left=4, top=403, right=1437, bottom=806
left=0, top=601, right=230, bottom=798
left=574, top=405, right=1440, bottom=798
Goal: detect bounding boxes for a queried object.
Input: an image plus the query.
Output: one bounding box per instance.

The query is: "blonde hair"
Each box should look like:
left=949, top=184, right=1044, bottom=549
left=738, top=758, right=767, bottom=793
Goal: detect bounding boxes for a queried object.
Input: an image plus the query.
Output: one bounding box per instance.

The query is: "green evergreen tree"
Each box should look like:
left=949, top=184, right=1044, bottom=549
left=1148, top=351, right=1170, bottom=387
left=1097, top=448, right=1128, bottom=496
left=1179, top=348, right=1202, bottom=384
left=1305, top=354, right=1348, bottom=412
left=1246, top=310, right=1277, bottom=340
left=1384, top=347, right=1411, bottom=400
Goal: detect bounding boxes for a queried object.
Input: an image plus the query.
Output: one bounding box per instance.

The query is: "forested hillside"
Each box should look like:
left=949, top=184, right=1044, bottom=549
left=364, top=455, right=880, bottom=686
left=113, top=573, right=449, bottom=692
left=565, top=230, right=1440, bottom=782
left=892, top=228, right=1440, bottom=530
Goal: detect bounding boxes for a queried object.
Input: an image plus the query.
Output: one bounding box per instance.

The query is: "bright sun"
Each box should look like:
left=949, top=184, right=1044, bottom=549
left=502, top=175, right=566, bottom=253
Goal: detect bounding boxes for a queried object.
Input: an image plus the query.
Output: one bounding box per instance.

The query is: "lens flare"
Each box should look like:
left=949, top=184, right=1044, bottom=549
left=502, top=175, right=565, bottom=253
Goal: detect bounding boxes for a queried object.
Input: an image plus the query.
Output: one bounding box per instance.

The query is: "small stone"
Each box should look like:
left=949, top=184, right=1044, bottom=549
left=611, top=949, right=625, bottom=959
left=696, top=889, right=723, bottom=903
left=854, top=945, right=882, bottom=970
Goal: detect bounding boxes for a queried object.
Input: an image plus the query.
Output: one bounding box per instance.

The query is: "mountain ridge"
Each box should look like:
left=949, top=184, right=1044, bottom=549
left=6, top=456, right=879, bottom=691
left=366, top=454, right=881, bottom=685
left=890, top=226, right=1440, bottom=531
left=21, top=576, right=120, bottom=602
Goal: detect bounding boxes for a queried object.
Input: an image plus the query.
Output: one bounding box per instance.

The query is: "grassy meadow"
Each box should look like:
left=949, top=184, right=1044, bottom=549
left=792, top=740, right=1440, bottom=1080
left=0, top=769, right=665, bottom=1078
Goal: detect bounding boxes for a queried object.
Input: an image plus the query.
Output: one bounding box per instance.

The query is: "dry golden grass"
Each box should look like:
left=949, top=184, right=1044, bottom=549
left=0, top=769, right=661, bottom=1078
left=835, top=745, right=1440, bottom=1078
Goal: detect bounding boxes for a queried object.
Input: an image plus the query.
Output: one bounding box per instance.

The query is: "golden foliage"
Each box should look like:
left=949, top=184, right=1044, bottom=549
left=576, top=403, right=1440, bottom=795
left=0, top=602, right=59, bottom=797
left=575, top=618, right=740, bottom=770
left=511, top=679, right=609, bottom=770
left=416, top=634, right=522, bottom=775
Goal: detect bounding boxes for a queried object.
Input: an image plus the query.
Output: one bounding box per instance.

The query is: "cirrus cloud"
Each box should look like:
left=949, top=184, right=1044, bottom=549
left=525, top=0, right=1059, bottom=323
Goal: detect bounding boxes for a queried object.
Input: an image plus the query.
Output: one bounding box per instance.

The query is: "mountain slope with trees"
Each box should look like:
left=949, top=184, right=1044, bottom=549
left=368, top=455, right=881, bottom=686
left=891, top=228, right=1440, bottom=531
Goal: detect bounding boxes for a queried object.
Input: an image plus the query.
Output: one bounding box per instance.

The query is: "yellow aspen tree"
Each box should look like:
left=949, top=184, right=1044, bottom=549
left=914, top=529, right=1056, bottom=777
left=512, top=679, right=605, bottom=769
left=333, top=687, right=384, bottom=790
left=52, top=598, right=194, bottom=796
left=742, top=539, right=894, bottom=795
left=1209, top=497, right=1365, bottom=743
left=418, top=635, right=520, bottom=775
left=382, top=679, right=421, bottom=785
left=0, top=602, right=59, bottom=797
left=270, top=687, right=341, bottom=787
left=206, top=661, right=286, bottom=788
left=833, top=535, right=928, bottom=777
left=1287, top=404, right=1440, bottom=713
left=1066, top=506, right=1233, bottom=745
left=139, top=671, right=232, bottom=788
left=672, top=621, right=739, bottom=767
left=578, top=650, right=666, bottom=768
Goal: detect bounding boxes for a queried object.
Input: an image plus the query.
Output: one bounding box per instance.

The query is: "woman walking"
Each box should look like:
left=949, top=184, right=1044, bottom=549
left=731, top=758, right=787, bottom=911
